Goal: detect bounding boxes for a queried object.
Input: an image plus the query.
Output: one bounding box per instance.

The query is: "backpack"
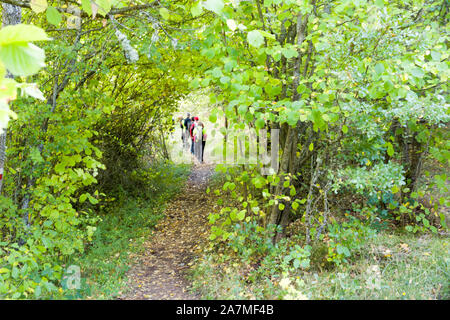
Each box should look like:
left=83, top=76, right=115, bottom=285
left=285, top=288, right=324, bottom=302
left=184, top=117, right=192, bottom=130
left=193, top=125, right=203, bottom=142
left=193, top=126, right=207, bottom=142
left=190, top=122, right=197, bottom=139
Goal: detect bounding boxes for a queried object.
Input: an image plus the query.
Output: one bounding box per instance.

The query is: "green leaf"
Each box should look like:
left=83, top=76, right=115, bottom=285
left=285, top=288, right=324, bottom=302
left=0, top=268, right=9, bottom=274
left=230, top=209, right=237, bottom=221
left=309, top=143, right=314, bottom=151
left=95, top=0, right=112, bottom=16
left=204, top=0, right=224, bottom=15
left=411, top=67, right=424, bottom=78
left=0, top=24, right=50, bottom=44
left=159, top=8, right=170, bottom=20
left=11, top=267, right=18, bottom=279
left=0, top=42, right=46, bottom=77
left=30, top=147, right=44, bottom=164
left=0, top=78, right=17, bottom=100
left=191, top=1, right=203, bottom=17
left=301, top=259, right=310, bottom=268
left=190, top=78, right=200, bottom=89
left=255, top=117, right=265, bottom=129
left=386, top=142, right=394, bottom=157
left=220, top=76, right=230, bottom=84
left=430, top=50, right=441, bottom=61
left=342, top=125, right=348, bottom=134
left=46, top=7, right=62, bottom=26
left=238, top=104, right=247, bottom=115
left=290, top=187, right=296, bottom=196
left=342, top=247, right=351, bottom=257
left=374, top=63, right=384, bottom=76
left=384, top=79, right=394, bottom=92
left=0, top=100, right=17, bottom=130
left=81, top=0, right=93, bottom=15
left=281, top=47, right=298, bottom=59
left=247, top=30, right=264, bottom=48
left=259, top=30, right=275, bottom=40
left=88, top=195, right=99, bottom=205
left=375, top=0, right=384, bottom=8
left=226, top=19, right=237, bottom=31
left=79, top=194, right=88, bottom=203
left=297, top=83, right=307, bottom=94
left=30, top=0, right=48, bottom=14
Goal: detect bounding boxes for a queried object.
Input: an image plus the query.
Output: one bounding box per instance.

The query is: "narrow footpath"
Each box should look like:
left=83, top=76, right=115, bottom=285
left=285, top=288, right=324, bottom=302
left=120, top=163, right=216, bottom=300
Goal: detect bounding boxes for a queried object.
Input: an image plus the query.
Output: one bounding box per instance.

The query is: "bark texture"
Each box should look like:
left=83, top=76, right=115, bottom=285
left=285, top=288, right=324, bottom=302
left=0, top=3, right=21, bottom=194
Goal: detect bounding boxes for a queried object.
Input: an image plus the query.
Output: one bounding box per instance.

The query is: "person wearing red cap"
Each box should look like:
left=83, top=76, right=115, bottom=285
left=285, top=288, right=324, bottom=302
left=189, top=116, right=199, bottom=155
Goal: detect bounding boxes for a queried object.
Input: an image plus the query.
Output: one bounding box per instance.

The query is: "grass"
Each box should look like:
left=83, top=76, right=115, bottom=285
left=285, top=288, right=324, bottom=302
left=62, top=162, right=191, bottom=299
left=300, top=232, right=450, bottom=299
left=190, top=231, right=449, bottom=300
left=191, top=163, right=449, bottom=300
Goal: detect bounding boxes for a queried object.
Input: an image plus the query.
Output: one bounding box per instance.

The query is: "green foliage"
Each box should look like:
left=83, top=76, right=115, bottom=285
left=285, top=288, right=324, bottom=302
left=191, top=232, right=449, bottom=300
left=283, top=244, right=312, bottom=271
left=195, top=1, right=449, bottom=279
left=0, top=23, right=48, bottom=130
left=0, top=24, right=49, bottom=77
left=331, top=161, right=406, bottom=197
left=326, top=217, right=377, bottom=266
left=0, top=196, right=20, bottom=239
left=1, top=0, right=448, bottom=300
left=0, top=1, right=198, bottom=298
left=61, top=162, right=190, bottom=299
left=0, top=240, right=62, bottom=299
left=45, top=7, right=62, bottom=26
left=226, top=221, right=279, bottom=261
left=0, top=162, right=189, bottom=299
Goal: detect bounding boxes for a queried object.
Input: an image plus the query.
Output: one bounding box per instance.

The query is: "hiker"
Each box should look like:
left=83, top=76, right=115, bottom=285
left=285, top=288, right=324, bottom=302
left=194, top=121, right=207, bottom=163
left=189, top=116, right=199, bottom=155
left=183, top=113, right=192, bottom=149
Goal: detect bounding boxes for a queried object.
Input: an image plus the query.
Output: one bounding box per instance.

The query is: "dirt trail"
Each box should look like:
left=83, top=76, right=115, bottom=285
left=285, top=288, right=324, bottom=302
left=120, top=163, right=215, bottom=300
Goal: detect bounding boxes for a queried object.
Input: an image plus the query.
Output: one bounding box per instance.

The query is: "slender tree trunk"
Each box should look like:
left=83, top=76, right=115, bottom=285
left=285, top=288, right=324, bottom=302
left=268, top=122, right=301, bottom=241
left=268, top=13, right=309, bottom=241
left=0, top=3, right=21, bottom=195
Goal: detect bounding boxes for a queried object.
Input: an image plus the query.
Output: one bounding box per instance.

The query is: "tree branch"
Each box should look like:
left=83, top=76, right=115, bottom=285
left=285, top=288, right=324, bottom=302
left=0, top=0, right=159, bottom=17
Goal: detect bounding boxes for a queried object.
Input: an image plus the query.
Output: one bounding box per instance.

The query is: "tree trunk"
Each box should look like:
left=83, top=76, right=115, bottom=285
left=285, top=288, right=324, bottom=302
left=268, top=122, right=300, bottom=232
left=0, top=3, right=21, bottom=195
left=268, top=12, right=309, bottom=241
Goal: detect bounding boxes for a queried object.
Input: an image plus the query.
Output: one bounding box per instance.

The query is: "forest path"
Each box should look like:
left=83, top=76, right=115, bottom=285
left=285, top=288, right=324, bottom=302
left=120, top=163, right=216, bottom=300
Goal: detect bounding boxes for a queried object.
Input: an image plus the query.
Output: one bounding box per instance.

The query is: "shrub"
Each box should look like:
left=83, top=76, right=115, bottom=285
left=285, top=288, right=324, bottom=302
left=326, top=216, right=377, bottom=266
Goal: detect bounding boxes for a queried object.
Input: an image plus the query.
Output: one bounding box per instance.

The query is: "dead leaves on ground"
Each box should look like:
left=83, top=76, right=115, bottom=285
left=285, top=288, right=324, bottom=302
left=121, top=164, right=216, bottom=300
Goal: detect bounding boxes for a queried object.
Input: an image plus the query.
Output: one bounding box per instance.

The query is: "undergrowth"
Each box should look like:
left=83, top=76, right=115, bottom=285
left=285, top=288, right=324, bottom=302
left=60, top=162, right=190, bottom=299
left=190, top=231, right=449, bottom=300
